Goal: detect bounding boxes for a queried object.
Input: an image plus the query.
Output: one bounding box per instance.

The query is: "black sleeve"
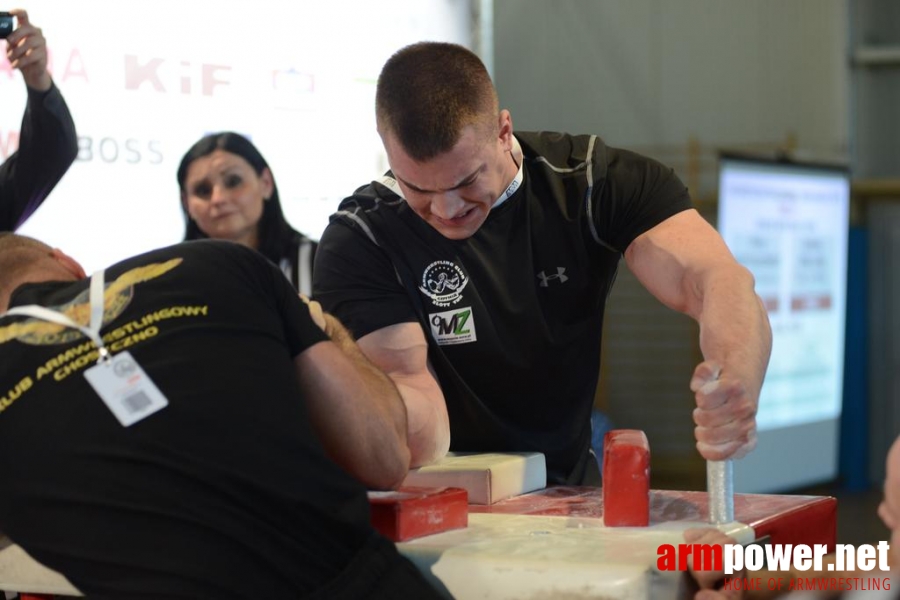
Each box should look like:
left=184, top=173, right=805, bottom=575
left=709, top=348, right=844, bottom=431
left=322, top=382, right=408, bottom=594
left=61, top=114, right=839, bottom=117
left=0, top=82, right=79, bottom=231
left=266, top=249, right=329, bottom=358
left=591, top=147, right=693, bottom=253
left=312, top=218, right=417, bottom=340
left=212, top=241, right=328, bottom=358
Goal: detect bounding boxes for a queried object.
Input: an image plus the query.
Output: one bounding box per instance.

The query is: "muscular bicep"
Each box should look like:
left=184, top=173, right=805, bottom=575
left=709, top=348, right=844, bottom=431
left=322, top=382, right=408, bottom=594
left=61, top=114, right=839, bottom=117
left=358, top=322, right=431, bottom=377
left=624, top=209, right=738, bottom=318
left=358, top=322, right=450, bottom=466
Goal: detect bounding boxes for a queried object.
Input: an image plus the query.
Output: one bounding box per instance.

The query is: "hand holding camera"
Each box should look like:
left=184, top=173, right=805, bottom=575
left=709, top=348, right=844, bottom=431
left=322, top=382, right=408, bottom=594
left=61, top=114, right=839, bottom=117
left=2, top=9, right=51, bottom=92
left=0, top=12, right=14, bottom=39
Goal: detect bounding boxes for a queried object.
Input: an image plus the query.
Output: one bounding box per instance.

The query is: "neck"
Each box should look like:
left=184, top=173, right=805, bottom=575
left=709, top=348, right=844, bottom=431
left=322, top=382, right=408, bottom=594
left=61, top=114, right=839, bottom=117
left=1, top=267, right=81, bottom=312
left=234, top=229, right=260, bottom=251
left=493, top=141, right=523, bottom=208
left=505, top=135, right=523, bottom=183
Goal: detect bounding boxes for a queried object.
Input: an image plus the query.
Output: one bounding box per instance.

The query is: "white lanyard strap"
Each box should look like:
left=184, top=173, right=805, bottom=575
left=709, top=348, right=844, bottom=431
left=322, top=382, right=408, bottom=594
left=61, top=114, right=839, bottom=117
left=2, top=270, right=110, bottom=364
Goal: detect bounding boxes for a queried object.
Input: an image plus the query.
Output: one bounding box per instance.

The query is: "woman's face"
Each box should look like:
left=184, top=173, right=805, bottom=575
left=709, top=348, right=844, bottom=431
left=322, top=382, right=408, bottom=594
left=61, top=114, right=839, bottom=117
left=182, top=150, right=273, bottom=248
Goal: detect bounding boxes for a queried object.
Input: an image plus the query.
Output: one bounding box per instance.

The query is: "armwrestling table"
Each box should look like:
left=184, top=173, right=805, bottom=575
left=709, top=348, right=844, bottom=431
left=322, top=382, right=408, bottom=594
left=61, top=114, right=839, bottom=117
left=0, top=488, right=836, bottom=599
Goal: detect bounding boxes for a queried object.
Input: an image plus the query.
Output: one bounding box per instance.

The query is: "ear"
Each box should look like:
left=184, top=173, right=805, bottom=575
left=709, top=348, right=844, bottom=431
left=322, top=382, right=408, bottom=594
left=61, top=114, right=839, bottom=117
left=49, top=248, right=87, bottom=280
left=260, top=167, right=275, bottom=201
left=497, top=109, right=514, bottom=151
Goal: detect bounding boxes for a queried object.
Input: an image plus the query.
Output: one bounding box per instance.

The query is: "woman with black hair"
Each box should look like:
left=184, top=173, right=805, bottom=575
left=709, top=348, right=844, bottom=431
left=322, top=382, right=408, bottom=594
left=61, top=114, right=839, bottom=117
left=177, top=132, right=316, bottom=293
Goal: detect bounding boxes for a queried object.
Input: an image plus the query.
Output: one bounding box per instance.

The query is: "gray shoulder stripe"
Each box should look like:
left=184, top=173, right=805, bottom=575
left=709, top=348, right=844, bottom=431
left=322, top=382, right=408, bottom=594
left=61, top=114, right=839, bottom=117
left=532, top=135, right=615, bottom=250
left=533, top=156, right=588, bottom=173
left=335, top=209, right=404, bottom=285
left=335, top=210, right=380, bottom=247
left=297, top=239, right=313, bottom=296
left=584, top=135, right=601, bottom=245
left=581, top=136, right=618, bottom=252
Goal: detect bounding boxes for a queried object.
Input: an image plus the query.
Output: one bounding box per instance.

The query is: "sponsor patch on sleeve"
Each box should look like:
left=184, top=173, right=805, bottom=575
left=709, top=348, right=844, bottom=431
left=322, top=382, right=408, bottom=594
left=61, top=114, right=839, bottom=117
left=428, top=306, right=477, bottom=345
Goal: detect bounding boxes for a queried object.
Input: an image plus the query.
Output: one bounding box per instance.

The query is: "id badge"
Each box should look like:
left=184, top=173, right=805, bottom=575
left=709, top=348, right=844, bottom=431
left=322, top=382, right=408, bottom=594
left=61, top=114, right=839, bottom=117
left=84, top=350, right=169, bottom=426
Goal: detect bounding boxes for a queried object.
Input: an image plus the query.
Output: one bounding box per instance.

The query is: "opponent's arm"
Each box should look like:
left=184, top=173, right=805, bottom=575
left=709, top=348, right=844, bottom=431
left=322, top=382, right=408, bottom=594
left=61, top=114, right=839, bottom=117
left=295, top=307, right=411, bottom=490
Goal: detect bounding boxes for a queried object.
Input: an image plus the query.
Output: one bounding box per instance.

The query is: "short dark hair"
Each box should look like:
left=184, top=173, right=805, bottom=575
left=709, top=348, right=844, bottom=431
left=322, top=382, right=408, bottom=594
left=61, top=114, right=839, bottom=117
left=375, top=42, right=498, bottom=161
left=176, top=132, right=297, bottom=266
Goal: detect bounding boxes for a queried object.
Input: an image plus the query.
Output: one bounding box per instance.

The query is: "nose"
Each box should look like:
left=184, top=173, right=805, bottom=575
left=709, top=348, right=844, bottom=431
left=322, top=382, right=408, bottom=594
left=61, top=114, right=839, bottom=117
left=209, top=184, right=229, bottom=206
left=430, top=192, right=467, bottom=220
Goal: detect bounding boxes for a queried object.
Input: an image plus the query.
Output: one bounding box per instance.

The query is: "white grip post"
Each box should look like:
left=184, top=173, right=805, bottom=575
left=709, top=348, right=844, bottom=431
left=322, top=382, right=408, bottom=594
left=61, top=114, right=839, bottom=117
left=707, top=459, right=734, bottom=524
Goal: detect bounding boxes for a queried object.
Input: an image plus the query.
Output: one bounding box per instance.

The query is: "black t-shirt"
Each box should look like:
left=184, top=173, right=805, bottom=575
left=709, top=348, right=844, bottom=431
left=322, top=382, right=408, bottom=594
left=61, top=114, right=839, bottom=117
left=314, top=131, right=692, bottom=484
left=0, top=241, right=380, bottom=599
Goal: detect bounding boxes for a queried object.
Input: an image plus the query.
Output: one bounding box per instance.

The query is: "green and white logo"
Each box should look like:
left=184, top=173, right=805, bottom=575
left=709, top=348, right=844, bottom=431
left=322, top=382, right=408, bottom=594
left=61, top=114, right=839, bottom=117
left=428, top=306, right=477, bottom=345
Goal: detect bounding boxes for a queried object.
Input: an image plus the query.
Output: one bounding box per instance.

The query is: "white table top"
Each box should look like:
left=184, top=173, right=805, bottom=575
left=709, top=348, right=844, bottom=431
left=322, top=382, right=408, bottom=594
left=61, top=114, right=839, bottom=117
left=0, top=512, right=754, bottom=599
left=399, top=512, right=754, bottom=599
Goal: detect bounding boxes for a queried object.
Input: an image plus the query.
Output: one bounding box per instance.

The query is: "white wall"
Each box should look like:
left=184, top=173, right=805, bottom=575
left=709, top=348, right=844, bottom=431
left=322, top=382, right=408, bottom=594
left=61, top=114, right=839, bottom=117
left=493, top=0, right=848, bottom=167
left=2, top=0, right=473, bottom=272
left=491, top=0, right=852, bottom=488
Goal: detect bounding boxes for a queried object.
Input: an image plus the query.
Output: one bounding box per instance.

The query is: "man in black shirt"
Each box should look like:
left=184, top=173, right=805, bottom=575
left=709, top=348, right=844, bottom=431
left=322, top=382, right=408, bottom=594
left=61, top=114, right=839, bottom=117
left=0, top=233, right=443, bottom=599
left=1, top=9, right=78, bottom=231
left=313, top=42, right=772, bottom=485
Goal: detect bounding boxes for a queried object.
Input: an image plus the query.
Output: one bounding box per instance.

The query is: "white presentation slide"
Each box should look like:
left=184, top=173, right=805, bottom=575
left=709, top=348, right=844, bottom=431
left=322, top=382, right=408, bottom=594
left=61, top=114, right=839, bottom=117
left=1, top=1, right=472, bottom=272
left=718, top=156, right=850, bottom=492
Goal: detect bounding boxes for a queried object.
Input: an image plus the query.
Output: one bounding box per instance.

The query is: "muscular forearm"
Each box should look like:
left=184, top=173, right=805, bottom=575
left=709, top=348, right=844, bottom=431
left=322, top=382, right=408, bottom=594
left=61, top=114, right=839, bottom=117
left=325, top=316, right=407, bottom=427
left=356, top=323, right=451, bottom=468
left=695, top=266, right=772, bottom=395
left=321, top=315, right=411, bottom=487
left=688, top=264, right=771, bottom=459
left=625, top=211, right=773, bottom=461
left=392, top=370, right=451, bottom=468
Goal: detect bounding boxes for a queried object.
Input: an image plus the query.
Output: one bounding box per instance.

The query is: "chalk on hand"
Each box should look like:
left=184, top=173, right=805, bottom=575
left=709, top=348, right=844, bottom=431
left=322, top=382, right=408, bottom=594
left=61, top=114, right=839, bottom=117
left=602, top=429, right=650, bottom=527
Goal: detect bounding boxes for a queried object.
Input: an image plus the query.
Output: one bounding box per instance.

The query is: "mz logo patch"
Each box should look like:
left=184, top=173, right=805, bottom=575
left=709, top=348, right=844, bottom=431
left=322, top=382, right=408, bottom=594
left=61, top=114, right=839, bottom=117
left=428, top=306, right=477, bottom=346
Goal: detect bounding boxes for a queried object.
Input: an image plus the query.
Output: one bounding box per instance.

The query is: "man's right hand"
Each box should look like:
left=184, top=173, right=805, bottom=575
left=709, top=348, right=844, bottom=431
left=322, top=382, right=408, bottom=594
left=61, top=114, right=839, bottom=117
left=5, top=9, right=52, bottom=92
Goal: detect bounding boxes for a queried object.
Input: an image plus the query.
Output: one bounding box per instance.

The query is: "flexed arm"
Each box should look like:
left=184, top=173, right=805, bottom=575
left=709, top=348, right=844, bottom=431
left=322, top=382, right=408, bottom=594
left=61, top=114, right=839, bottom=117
left=295, top=301, right=412, bottom=490
left=625, top=209, right=772, bottom=460
left=357, top=322, right=451, bottom=468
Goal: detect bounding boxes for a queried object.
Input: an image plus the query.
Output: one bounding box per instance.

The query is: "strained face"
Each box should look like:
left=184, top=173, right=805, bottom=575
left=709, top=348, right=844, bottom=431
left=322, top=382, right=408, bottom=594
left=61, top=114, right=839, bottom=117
left=384, top=120, right=518, bottom=241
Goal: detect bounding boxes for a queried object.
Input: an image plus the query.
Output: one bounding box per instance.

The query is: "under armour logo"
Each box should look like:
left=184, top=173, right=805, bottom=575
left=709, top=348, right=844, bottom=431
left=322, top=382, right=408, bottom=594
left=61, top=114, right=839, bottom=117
left=537, top=267, right=569, bottom=287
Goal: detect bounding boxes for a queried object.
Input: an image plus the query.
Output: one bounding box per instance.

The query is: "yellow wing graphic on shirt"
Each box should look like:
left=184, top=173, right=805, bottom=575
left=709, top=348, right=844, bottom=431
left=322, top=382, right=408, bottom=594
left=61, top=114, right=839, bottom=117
left=0, top=258, right=183, bottom=346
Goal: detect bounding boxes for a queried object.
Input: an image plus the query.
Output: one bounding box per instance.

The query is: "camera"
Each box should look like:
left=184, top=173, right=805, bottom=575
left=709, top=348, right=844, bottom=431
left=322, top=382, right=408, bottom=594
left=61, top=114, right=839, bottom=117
left=0, top=12, right=14, bottom=39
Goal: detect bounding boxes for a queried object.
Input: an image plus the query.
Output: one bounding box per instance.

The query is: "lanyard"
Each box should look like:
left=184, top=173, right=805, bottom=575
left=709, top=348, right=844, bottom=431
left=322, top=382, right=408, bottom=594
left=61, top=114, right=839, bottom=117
left=2, top=270, right=111, bottom=364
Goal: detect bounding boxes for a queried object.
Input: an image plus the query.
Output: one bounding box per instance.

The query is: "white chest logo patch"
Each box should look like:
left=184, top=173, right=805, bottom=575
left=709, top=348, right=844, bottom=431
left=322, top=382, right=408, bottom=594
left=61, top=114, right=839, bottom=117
left=419, top=260, right=469, bottom=307
left=429, top=306, right=477, bottom=345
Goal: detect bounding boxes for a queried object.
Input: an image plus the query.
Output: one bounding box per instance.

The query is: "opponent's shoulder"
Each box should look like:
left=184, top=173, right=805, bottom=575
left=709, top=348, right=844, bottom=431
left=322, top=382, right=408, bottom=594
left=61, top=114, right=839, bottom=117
left=108, top=241, right=269, bottom=281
